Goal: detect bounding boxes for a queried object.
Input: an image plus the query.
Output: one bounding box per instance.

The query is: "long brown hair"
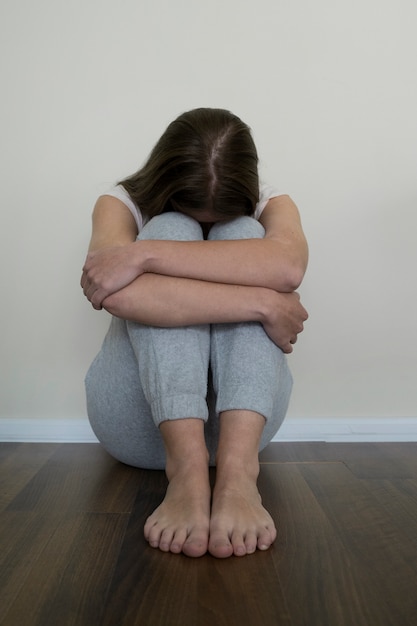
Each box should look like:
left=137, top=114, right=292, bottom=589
left=119, top=108, right=259, bottom=220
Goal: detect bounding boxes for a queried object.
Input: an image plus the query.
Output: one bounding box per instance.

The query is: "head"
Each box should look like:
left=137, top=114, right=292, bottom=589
left=120, top=108, right=259, bottom=221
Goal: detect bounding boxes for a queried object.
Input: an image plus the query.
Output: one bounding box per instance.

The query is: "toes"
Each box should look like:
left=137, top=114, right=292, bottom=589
left=208, top=529, right=234, bottom=559
left=244, top=531, right=258, bottom=555
left=159, top=528, right=175, bottom=552
left=231, top=531, right=247, bottom=557
left=182, top=529, right=209, bottom=558
left=143, top=516, right=154, bottom=542
left=209, top=526, right=275, bottom=557
left=144, top=517, right=162, bottom=549
left=148, top=526, right=193, bottom=555
left=169, top=528, right=188, bottom=554
left=144, top=519, right=179, bottom=552
left=209, top=543, right=234, bottom=559
left=257, top=526, right=276, bottom=551
left=145, top=520, right=208, bottom=557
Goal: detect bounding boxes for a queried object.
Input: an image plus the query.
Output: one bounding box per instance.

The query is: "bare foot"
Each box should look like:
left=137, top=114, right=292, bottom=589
left=144, top=469, right=211, bottom=558
left=208, top=474, right=277, bottom=558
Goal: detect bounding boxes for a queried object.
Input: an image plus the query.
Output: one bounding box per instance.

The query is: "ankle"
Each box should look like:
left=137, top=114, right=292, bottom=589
left=160, top=418, right=209, bottom=481
left=214, top=410, right=264, bottom=482
left=166, top=451, right=210, bottom=483
left=215, top=454, right=260, bottom=487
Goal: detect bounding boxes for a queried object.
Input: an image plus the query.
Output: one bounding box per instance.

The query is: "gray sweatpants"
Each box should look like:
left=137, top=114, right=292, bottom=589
left=85, top=213, right=293, bottom=469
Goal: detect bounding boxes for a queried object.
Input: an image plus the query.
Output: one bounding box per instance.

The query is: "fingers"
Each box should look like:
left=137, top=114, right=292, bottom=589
left=81, top=257, right=105, bottom=308
left=91, top=297, right=103, bottom=311
left=80, top=268, right=104, bottom=310
left=80, top=266, right=87, bottom=290
left=80, top=254, right=98, bottom=296
left=286, top=313, right=306, bottom=351
left=86, top=285, right=104, bottom=310
left=292, top=292, right=309, bottom=322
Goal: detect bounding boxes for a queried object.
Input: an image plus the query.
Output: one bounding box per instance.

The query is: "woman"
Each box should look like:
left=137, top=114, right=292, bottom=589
left=81, top=108, right=308, bottom=559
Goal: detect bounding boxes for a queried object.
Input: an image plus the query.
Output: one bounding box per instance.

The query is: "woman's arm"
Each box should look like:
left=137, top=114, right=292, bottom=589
left=140, top=195, right=308, bottom=292
left=82, top=194, right=308, bottom=308
left=81, top=195, right=140, bottom=305
left=87, top=194, right=138, bottom=250
left=103, top=274, right=307, bottom=354
left=81, top=194, right=308, bottom=352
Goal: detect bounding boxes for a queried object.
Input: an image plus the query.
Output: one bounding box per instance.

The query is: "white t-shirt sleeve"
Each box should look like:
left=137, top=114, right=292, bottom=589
left=103, top=185, right=143, bottom=231
left=254, top=184, right=284, bottom=220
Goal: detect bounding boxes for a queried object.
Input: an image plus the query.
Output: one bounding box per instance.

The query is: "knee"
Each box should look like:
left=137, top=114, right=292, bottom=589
left=137, top=212, right=204, bottom=241
left=208, top=216, right=265, bottom=241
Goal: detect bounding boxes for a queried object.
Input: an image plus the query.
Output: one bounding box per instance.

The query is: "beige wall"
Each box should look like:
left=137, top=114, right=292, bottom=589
left=1, top=0, right=416, bottom=427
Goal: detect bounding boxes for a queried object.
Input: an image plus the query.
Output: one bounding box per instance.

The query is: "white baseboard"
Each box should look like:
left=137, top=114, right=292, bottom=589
left=1, top=417, right=417, bottom=443
left=274, top=417, right=417, bottom=442
left=0, top=418, right=99, bottom=443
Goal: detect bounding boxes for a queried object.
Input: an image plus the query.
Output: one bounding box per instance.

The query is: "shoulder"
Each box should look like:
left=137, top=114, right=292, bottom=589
left=254, top=183, right=285, bottom=220
left=101, top=185, right=143, bottom=231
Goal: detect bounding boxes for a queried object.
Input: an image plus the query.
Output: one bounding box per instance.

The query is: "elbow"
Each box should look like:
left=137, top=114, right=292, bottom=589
left=282, top=247, right=309, bottom=291
left=287, top=266, right=306, bottom=291
left=269, top=240, right=308, bottom=292
left=275, top=264, right=307, bottom=292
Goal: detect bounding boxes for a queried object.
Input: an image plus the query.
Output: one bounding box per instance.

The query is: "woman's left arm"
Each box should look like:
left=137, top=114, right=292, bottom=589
left=139, top=195, right=308, bottom=292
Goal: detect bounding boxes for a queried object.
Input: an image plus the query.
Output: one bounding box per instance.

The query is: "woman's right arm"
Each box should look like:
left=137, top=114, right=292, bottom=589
left=82, top=195, right=266, bottom=327
left=81, top=195, right=141, bottom=305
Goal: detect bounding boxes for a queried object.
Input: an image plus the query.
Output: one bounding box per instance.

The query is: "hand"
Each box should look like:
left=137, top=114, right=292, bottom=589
left=81, top=243, right=143, bottom=310
left=262, top=291, right=308, bottom=353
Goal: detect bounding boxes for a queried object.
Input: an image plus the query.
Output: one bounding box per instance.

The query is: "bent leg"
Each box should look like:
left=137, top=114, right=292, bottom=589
left=133, top=213, right=212, bottom=557
left=211, top=320, right=293, bottom=448
left=207, top=217, right=293, bottom=557
left=85, top=316, right=166, bottom=469
left=130, top=212, right=211, bottom=431
left=208, top=215, right=293, bottom=449
left=127, top=318, right=212, bottom=557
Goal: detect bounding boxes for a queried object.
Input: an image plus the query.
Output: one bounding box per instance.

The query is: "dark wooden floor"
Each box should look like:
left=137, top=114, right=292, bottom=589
left=1, top=442, right=417, bottom=626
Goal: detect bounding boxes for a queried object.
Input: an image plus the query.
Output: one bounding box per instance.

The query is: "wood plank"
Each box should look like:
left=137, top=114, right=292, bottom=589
left=106, top=548, right=292, bottom=626
left=326, top=443, right=417, bottom=479
left=313, top=442, right=417, bottom=478
left=102, top=469, right=292, bottom=626
left=1, top=443, right=417, bottom=625
left=1, top=512, right=128, bottom=626
left=0, top=511, right=63, bottom=622
left=260, top=442, right=417, bottom=476
left=361, top=478, right=417, bottom=546
left=299, top=462, right=417, bottom=624
left=261, top=463, right=376, bottom=626
left=259, top=441, right=330, bottom=463
left=6, top=444, right=140, bottom=514
left=0, top=443, right=60, bottom=510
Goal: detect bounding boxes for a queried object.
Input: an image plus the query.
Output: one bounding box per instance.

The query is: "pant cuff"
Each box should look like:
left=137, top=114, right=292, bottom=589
left=150, top=394, right=209, bottom=427
left=215, top=385, right=276, bottom=424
